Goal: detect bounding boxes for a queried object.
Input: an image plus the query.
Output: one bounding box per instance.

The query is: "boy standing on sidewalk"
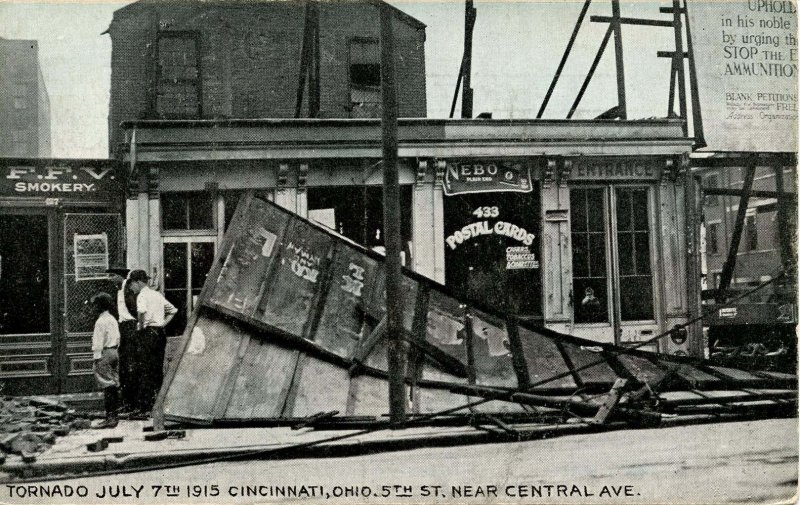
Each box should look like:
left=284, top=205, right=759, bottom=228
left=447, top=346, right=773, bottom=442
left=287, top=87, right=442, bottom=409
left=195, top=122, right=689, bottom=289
left=90, top=292, right=121, bottom=429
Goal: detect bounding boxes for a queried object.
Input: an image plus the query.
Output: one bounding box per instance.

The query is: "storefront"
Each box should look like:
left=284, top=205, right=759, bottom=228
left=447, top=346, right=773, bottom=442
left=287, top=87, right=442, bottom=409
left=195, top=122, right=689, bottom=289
left=121, top=118, right=698, bottom=355
left=0, top=158, right=124, bottom=394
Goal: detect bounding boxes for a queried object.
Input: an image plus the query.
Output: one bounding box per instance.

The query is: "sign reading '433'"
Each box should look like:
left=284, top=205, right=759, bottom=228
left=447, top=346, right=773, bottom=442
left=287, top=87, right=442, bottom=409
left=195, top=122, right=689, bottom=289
left=443, top=160, right=532, bottom=196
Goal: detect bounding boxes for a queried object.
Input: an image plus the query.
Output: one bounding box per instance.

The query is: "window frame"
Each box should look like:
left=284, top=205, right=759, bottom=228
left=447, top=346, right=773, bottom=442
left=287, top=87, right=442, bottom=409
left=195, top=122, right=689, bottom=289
left=347, top=36, right=381, bottom=118
left=154, top=30, right=203, bottom=119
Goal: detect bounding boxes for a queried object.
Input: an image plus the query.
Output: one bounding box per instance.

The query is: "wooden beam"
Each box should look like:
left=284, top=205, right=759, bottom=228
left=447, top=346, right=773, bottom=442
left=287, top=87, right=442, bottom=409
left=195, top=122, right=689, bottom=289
left=537, top=0, right=592, bottom=118
left=380, top=3, right=407, bottom=425
left=773, top=165, right=795, bottom=274
left=590, top=15, right=673, bottom=27
left=610, top=0, right=627, bottom=119
left=716, top=162, right=756, bottom=302
left=703, top=187, right=797, bottom=200
left=657, top=51, right=689, bottom=58
left=672, top=0, right=688, bottom=136
left=684, top=0, right=707, bottom=147
left=567, top=25, right=613, bottom=119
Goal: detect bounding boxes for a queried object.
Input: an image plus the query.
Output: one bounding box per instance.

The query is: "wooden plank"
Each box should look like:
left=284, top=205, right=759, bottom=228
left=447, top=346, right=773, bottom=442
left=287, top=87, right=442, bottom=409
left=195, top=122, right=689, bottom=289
left=256, top=215, right=335, bottom=337
left=469, top=310, right=517, bottom=388
left=209, top=197, right=291, bottom=318
left=285, top=356, right=351, bottom=417
left=222, top=339, right=299, bottom=419
left=314, top=244, right=380, bottom=358
left=161, top=315, right=249, bottom=423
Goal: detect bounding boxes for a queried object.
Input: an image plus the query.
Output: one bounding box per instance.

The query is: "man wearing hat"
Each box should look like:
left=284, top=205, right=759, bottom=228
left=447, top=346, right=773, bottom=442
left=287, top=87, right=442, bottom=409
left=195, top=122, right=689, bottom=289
left=128, top=269, right=178, bottom=414
left=106, top=267, right=138, bottom=413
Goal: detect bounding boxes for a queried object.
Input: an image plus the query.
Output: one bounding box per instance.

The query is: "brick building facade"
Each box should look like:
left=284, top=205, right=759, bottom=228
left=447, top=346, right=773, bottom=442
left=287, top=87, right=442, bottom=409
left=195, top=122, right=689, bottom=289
left=0, top=36, right=51, bottom=157
left=106, top=0, right=427, bottom=155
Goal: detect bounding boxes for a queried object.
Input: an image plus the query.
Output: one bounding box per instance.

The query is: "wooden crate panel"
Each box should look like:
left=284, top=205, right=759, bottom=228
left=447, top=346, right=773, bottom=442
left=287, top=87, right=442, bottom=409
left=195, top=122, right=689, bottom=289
left=312, top=244, right=380, bottom=357
left=257, top=217, right=335, bottom=337
left=470, top=310, right=517, bottom=388
left=162, top=316, right=247, bottom=422
left=210, top=199, right=289, bottom=318
left=287, top=356, right=351, bottom=417
left=346, top=375, right=390, bottom=417
left=222, top=339, right=299, bottom=419
left=517, top=327, right=577, bottom=389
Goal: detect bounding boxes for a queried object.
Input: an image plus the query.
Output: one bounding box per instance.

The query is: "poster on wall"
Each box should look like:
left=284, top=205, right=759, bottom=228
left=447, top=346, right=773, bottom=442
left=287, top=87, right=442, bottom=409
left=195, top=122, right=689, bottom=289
left=687, top=0, right=798, bottom=152
left=74, top=233, right=109, bottom=281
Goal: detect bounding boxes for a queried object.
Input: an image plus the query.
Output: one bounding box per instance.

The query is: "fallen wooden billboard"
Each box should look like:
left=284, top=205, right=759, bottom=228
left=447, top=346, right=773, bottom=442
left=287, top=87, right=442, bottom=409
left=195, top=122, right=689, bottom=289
left=154, top=192, right=797, bottom=428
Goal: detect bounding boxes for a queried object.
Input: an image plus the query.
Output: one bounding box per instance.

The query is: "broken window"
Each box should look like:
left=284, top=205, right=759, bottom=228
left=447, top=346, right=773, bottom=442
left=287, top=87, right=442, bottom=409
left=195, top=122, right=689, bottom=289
left=349, top=39, right=380, bottom=118
left=307, top=186, right=412, bottom=262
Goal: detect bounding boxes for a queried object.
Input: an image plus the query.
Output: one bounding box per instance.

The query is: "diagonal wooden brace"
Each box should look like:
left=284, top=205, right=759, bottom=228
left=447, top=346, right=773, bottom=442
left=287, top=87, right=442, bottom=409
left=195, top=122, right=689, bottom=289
left=588, top=378, right=628, bottom=425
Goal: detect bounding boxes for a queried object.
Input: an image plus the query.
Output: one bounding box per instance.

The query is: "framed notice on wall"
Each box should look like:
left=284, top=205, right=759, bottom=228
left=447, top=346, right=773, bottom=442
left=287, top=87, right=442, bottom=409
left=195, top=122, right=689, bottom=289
left=74, top=233, right=109, bottom=281
left=687, top=0, right=798, bottom=152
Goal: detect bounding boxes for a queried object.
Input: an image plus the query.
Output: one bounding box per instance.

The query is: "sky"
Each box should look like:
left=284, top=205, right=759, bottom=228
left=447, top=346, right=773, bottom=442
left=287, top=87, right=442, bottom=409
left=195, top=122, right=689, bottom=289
left=0, top=0, right=677, bottom=158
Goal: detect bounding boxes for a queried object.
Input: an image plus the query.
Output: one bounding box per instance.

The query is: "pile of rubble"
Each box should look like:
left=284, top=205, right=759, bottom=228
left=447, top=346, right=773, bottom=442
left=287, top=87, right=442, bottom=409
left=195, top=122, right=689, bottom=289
left=0, top=397, right=90, bottom=463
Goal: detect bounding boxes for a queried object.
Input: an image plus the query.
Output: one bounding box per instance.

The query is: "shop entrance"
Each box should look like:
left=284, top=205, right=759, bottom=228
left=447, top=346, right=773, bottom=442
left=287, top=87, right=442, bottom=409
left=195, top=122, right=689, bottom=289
left=569, top=186, right=656, bottom=344
left=0, top=212, right=55, bottom=394
left=443, top=191, right=542, bottom=321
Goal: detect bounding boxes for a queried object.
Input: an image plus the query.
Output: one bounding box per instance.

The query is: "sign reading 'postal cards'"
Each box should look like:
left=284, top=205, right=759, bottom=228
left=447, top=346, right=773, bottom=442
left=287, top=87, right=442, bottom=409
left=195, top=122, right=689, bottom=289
left=688, top=0, right=798, bottom=152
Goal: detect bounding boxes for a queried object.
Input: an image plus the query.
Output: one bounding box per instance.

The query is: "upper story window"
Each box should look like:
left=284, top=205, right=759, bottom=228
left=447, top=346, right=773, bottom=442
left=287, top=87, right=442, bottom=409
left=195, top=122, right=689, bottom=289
left=156, top=32, right=201, bottom=119
left=349, top=39, right=380, bottom=118
left=12, top=84, right=27, bottom=110
left=162, top=191, right=213, bottom=231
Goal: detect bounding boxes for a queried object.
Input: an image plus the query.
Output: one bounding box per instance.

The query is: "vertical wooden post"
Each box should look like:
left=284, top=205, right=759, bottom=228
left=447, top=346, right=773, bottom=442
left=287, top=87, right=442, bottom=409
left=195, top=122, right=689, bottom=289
left=773, top=164, right=793, bottom=276
left=380, top=3, right=406, bottom=426
left=610, top=0, right=626, bottom=119
left=461, top=0, right=475, bottom=119
left=716, top=159, right=756, bottom=302
left=683, top=167, right=704, bottom=357
left=671, top=0, right=688, bottom=136
left=683, top=0, right=706, bottom=147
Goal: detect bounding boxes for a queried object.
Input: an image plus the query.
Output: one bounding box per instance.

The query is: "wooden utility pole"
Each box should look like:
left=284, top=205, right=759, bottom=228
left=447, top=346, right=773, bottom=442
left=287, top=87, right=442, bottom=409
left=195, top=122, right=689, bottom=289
left=461, top=0, right=476, bottom=118
left=380, top=3, right=406, bottom=425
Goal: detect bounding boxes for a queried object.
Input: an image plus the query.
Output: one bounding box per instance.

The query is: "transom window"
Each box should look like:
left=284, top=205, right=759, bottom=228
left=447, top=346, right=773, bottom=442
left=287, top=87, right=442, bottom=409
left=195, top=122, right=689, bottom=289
left=349, top=39, right=380, bottom=118
left=161, top=191, right=213, bottom=230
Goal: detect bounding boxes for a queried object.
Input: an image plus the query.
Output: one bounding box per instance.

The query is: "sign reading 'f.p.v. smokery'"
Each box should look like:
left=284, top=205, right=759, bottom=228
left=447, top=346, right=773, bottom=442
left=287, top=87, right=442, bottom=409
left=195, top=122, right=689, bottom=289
left=443, top=160, right=532, bottom=196
left=0, top=159, right=121, bottom=199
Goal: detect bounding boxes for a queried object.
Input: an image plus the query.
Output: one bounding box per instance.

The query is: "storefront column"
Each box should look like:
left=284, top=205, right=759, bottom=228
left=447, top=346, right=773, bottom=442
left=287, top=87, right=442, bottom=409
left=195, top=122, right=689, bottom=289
left=274, top=163, right=307, bottom=217
left=411, top=161, right=445, bottom=283
left=541, top=159, right=572, bottom=334
left=126, top=167, right=161, bottom=284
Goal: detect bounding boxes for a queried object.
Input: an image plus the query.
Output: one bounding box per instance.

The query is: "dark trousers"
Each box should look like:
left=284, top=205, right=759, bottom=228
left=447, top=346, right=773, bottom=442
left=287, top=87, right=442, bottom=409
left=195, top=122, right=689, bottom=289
left=118, top=320, right=137, bottom=411
left=138, top=326, right=167, bottom=413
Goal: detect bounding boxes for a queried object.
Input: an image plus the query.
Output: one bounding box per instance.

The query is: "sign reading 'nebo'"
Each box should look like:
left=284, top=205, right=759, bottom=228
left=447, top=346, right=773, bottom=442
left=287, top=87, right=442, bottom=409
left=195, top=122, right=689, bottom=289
left=444, top=161, right=532, bottom=196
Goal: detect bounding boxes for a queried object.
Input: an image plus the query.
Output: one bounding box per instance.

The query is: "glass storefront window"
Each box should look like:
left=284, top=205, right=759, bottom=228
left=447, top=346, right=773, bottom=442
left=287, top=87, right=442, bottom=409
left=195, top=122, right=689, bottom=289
left=570, top=188, right=610, bottom=324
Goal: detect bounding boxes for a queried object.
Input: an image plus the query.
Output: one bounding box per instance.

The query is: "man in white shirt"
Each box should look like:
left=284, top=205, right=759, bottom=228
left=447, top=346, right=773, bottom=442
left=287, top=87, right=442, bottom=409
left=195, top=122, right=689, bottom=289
left=128, top=269, right=178, bottom=414
left=90, top=292, right=120, bottom=428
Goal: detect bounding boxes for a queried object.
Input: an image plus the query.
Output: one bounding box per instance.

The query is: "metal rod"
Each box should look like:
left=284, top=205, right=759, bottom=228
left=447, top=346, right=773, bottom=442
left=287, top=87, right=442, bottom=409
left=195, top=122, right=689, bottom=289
left=610, top=0, right=627, bottom=118
left=590, top=15, right=673, bottom=27
left=672, top=0, right=688, bottom=135
left=716, top=161, right=756, bottom=302
left=683, top=0, right=706, bottom=147
left=380, top=3, right=407, bottom=426
left=567, top=25, right=613, bottom=119
left=461, top=0, right=476, bottom=118
left=537, top=0, right=592, bottom=118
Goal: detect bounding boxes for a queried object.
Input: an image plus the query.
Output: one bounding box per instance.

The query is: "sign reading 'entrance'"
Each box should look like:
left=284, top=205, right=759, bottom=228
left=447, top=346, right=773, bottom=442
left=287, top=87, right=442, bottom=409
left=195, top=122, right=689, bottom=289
left=444, top=160, right=532, bottom=196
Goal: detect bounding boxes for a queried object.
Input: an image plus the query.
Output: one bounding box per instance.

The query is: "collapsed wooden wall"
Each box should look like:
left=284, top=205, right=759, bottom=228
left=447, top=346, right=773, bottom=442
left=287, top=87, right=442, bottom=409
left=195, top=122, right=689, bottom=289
left=156, top=192, right=796, bottom=425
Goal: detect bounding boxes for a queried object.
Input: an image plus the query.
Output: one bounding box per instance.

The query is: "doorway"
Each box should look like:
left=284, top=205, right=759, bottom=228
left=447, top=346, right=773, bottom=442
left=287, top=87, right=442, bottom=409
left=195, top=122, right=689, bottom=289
left=569, top=186, right=657, bottom=344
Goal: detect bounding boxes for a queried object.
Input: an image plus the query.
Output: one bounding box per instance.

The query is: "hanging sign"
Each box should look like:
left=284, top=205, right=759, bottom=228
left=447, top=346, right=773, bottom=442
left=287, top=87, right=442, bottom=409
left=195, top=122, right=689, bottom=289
left=687, top=0, right=798, bottom=152
left=0, top=159, right=120, bottom=199
left=443, top=160, right=532, bottom=196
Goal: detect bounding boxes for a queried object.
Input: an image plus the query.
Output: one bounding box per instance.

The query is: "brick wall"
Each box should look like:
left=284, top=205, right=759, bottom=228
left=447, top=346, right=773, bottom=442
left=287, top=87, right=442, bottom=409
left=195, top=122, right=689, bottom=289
left=108, top=0, right=427, bottom=155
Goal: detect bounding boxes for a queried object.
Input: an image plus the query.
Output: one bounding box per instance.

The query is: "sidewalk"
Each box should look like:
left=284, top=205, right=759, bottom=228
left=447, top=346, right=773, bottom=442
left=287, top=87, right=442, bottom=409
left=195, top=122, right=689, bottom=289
left=1, top=407, right=793, bottom=481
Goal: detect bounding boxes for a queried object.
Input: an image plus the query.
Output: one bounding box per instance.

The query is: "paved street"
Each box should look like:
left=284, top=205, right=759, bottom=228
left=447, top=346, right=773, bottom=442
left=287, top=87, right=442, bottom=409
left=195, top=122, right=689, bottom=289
left=3, top=418, right=796, bottom=504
